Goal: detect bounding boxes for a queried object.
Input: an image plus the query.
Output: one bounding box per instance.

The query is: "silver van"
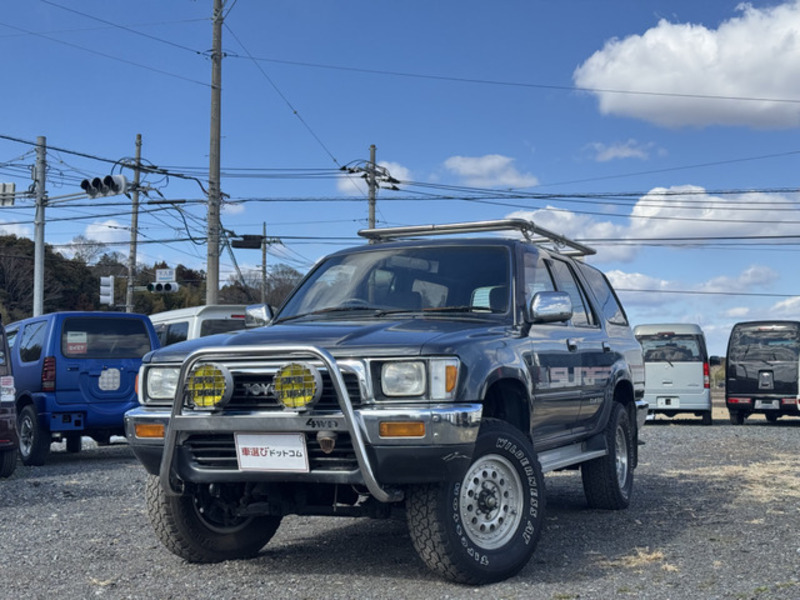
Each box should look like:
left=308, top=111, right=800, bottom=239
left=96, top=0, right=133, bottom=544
left=634, top=323, right=712, bottom=425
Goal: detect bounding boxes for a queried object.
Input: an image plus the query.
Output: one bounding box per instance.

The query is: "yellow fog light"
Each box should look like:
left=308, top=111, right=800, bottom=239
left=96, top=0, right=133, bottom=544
left=134, top=423, right=165, bottom=439
left=379, top=421, right=425, bottom=438
left=186, top=363, right=232, bottom=410
left=274, top=362, right=322, bottom=410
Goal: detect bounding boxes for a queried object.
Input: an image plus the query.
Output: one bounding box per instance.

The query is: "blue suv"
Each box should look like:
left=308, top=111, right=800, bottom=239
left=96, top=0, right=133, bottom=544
left=7, top=311, right=159, bottom=465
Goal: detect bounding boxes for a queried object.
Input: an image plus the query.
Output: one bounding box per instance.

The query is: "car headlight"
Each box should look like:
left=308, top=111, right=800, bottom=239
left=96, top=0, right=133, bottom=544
left=145, top=367, right=180, bottom=402
left=382, top=361, right=426, bottom=397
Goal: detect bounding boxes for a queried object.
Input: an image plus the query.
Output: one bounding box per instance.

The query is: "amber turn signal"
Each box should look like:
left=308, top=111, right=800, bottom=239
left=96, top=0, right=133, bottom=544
left=134, top=423, right=165, bottom=439
left=379, top=421, right=425, bottom=438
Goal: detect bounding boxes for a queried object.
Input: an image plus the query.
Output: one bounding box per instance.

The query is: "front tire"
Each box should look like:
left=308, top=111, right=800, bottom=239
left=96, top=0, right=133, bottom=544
left=581, top=402, right=634, bottom=510
left=406, top=419, right=545, bottom=585
left=145, top=475, right=282, bottom=563
left=18, top=404, right=50, bottom=466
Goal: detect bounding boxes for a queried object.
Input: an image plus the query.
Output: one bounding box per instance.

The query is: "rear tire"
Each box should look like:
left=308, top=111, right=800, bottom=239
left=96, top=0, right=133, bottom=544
left=581, top=403, right=634, bottom=510
left=145, top=475, right=282, bottom=563
left=701, top=411, right=713, bottom=426
left=406, top=419, right=545, bottom=584
left=765, top=413, right=779, bottom=424
left=729, top=410, right=745, bottom=425
left=0, top=448, right=16, bottom=477
left=18, top=405, right=50, bottom=466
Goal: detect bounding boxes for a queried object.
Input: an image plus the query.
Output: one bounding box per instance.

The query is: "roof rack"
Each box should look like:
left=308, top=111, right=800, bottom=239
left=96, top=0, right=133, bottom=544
left=357, top=218, right=596, bottom=257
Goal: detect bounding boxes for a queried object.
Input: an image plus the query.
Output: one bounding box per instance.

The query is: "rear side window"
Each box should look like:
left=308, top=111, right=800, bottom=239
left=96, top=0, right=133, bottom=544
left=200, top=319, right=247, bottom=337
left=639, top=335, right=703, bottom=362
left=155, top=321, right=189, bottom=346
left=19, top=321, right=47, bottom=363
left=61, top=318, right=152, bottom=358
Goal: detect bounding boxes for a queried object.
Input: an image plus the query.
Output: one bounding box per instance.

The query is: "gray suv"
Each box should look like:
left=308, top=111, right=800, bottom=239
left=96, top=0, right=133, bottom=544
left=125, top=219, right=647, bottom=584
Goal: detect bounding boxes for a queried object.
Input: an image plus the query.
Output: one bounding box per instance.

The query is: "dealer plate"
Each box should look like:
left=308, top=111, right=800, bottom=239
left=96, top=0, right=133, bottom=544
left=754, top=400, right=779, bottom=410
left=235, top=433, right=309, bottom=472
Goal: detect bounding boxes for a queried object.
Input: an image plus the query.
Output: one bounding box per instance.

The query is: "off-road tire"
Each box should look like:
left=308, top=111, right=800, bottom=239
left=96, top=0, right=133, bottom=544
left=0, top=448, right=16, bottom=477
left=581, top=402, right=634, bottom=510
left=18, top=404, right=50, bottom=466
left=145, top=475, right=281, bottom=563
left=406, top=418, right=545, bottom=585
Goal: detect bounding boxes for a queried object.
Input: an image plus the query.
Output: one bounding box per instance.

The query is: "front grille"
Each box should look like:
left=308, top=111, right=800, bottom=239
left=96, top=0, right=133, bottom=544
left=184, top=432, right=357, bottom=472
left=229, top=370, right=361, bottom=410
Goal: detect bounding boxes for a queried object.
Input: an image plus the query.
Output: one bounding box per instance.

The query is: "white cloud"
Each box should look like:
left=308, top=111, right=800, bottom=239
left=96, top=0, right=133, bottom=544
left=724, top=306, right=751, bottom=318
left=0, top=221, right=31, bottom=238
left=84, top=220, right=129, bottom=245
left=770, top=296, right=800, bottom=316
left=574, top=1, right=800, bottom=128
left=585, top=139, right=656, bottom=162
left=444, top=154, right=539, bottom=188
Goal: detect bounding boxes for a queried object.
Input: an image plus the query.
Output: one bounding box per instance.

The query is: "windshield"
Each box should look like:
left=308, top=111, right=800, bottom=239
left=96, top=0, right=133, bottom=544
left=729, top=323, right=800, bottom=362
left=278, top=245, right=511, bottom=320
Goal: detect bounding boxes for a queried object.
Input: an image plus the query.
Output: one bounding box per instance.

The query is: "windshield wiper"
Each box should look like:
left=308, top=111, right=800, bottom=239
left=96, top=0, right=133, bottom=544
left=275, top=305, right=385, bottom=323
left=422, top=305, right=497, bottom=314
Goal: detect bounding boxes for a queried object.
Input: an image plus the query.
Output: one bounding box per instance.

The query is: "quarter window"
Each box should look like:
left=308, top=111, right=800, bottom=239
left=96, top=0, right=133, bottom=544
left=577, top=263, right=628, bottom=326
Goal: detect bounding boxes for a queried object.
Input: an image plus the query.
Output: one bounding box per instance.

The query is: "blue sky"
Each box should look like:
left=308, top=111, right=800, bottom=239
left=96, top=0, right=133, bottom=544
left=2, top=0, right=800, bottom=354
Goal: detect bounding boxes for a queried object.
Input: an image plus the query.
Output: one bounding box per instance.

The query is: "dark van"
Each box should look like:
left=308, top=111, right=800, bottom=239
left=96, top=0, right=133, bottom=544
left=0, top=319, right=17, bottom=477
left=7, top=312, right=159, bottom=465
left=725, top=320, right=800, bottom=425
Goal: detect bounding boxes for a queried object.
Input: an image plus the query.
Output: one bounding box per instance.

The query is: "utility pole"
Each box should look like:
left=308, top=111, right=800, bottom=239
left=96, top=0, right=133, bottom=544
left=261, top=222, right=267, bottom=304
left=126, top=134, right=142, bottom=313
left=33, top=136, right=46, bottom=317
left=206, top=0, right=224, bottom=305
left=367, top=144, right=377, bottom=229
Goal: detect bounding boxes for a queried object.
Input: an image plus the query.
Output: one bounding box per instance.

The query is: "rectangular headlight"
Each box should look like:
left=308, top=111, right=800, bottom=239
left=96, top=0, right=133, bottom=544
left=382, top=361, right=426, bottom=397
left=145, top=367, right=180, bottom=402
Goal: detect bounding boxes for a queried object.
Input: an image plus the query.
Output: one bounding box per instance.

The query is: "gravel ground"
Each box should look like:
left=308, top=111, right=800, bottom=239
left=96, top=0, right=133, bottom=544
left=1, top=401, right=799, bottom=600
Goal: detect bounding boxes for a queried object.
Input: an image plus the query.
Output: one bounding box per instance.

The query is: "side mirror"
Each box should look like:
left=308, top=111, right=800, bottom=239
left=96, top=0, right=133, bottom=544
left=529, top=291, right=573, bottom=323
left=245, top=303, right=273, bottom=328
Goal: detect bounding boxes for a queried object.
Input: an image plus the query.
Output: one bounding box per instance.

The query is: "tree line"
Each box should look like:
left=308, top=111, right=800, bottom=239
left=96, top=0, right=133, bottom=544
left=0, top=235, right=304, bottom=324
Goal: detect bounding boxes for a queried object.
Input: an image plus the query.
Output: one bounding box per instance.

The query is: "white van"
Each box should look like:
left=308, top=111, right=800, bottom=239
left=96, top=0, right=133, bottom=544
left=633, top=323, right=712, bottom=425
left=149, top=304, right=270, bottom=347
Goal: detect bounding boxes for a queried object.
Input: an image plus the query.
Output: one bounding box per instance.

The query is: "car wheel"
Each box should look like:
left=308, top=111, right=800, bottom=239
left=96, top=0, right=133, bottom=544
left=66, top=435, right=82, bottom=453
left=701, top=411, right=713, bottom=426
left=0, top=448, right=16, bottom=478
left=406, top=418, right=545, bottom=585
left=765, top=413, right=779, bottom=423
left=18, top=404, right=50, bottom=466
left=581, top=402, right=634, bottom=510
left=729, top=410, right=745, bottom=425
left=145, top=475, right=282, bottom=563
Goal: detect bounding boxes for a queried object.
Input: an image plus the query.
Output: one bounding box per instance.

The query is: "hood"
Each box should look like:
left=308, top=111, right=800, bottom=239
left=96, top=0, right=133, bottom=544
left=145, top=317, right=507, bottom=363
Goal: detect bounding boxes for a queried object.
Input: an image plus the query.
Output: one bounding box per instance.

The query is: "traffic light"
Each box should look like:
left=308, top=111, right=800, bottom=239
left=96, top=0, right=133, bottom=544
left=99, top=275, right=115, bottom=306
left=147, top=281, right=180, bottom=293
left=80, top=174, right=129, bottom=198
